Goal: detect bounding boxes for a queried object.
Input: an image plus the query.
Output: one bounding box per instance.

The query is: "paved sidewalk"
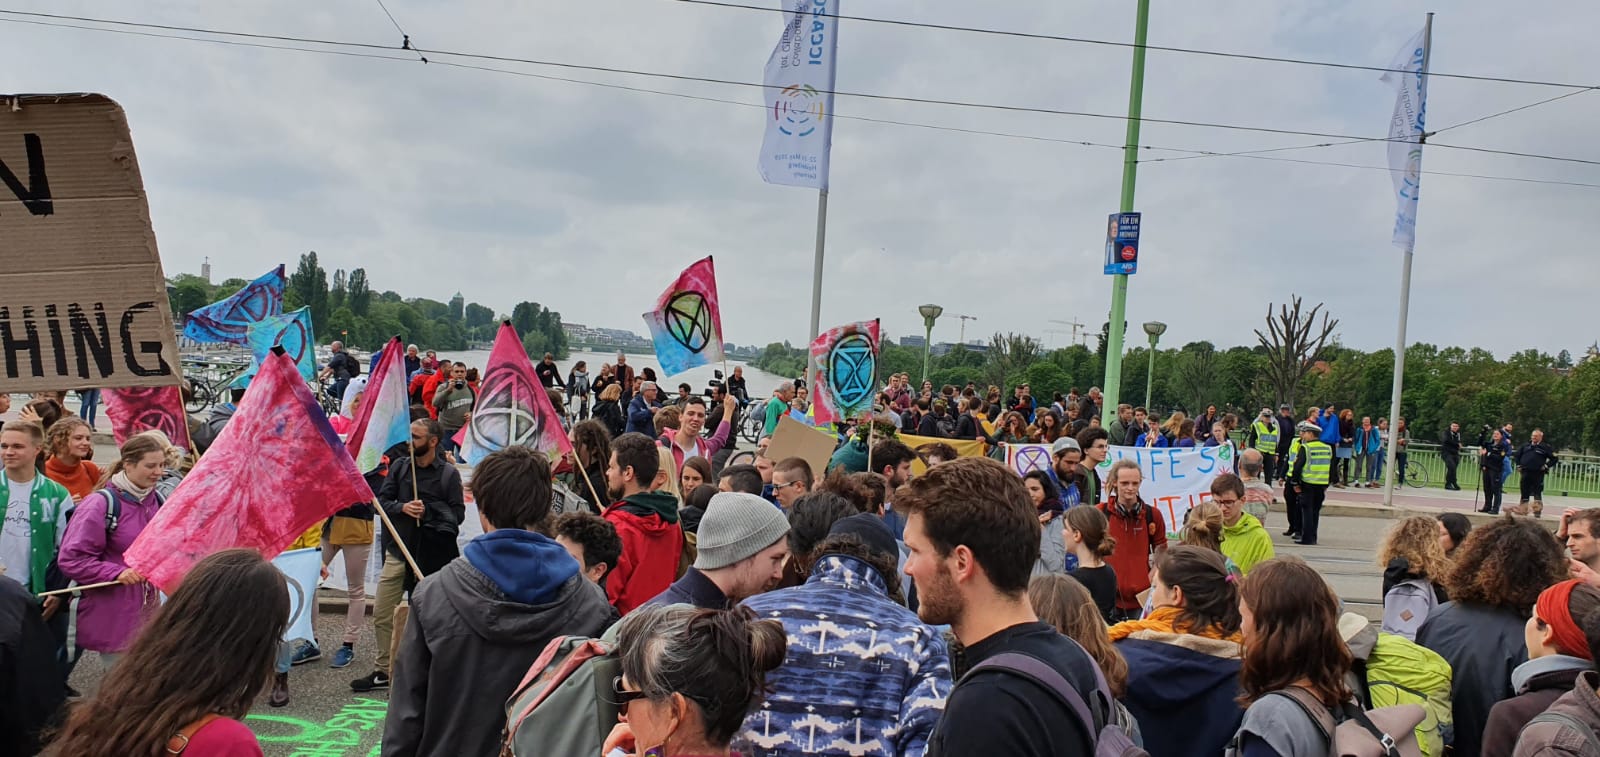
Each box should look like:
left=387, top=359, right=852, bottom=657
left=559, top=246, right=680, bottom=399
left=1300, top=480, right=1572, bottom=527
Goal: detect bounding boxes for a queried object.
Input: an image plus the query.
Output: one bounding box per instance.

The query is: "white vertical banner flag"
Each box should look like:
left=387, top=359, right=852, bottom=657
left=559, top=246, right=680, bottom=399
left=1381, top=24, right=1430, bottom=253
left=758, top=0, right=840, bottom=189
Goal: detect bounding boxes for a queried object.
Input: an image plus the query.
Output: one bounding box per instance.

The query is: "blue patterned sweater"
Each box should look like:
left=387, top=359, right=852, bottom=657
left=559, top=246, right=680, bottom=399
left=739, top=555, right=951, bottom=757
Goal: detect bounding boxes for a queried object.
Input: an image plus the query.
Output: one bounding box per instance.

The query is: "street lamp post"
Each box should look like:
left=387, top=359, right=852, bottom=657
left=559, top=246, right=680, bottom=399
left=918, top=304, right=944, bottom=384
left=1142, top=321, right=1166, bottom=410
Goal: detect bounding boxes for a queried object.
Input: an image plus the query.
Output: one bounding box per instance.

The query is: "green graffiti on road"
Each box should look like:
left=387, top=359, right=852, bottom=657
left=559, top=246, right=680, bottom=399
left=246, top=697, right=387, bottom=756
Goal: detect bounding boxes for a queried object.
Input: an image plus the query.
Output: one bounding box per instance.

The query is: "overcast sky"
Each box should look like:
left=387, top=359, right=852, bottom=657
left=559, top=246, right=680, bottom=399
left=6, top=1, right=1597, bottom=357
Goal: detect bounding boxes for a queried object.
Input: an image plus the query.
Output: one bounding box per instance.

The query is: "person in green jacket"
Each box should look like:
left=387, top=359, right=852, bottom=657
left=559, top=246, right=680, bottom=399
left=1208, top=472, right=1275, bottom=574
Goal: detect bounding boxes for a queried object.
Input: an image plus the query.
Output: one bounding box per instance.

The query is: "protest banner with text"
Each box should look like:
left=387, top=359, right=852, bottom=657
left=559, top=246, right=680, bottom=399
left=0, top=94, right=179, bottom=393
left=1094, top=444, right=1237, bottom=536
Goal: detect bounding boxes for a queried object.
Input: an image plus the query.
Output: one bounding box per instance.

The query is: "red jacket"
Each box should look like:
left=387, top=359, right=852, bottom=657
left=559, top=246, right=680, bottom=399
left=1098, top=498, right=1168, bottom=610
left=603, top=492, right=683, bottom=615
left=421, top=373, right=446, bottom=419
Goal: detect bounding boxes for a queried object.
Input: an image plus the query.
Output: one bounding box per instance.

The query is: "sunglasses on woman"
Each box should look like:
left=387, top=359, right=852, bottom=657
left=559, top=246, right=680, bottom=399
left=611, top=676, right=648, bottom=707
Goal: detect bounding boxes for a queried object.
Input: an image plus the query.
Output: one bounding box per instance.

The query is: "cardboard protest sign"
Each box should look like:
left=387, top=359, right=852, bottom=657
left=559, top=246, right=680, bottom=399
left=0, top=94, right=179, bottom=393
left=1094, top=443, right=1236, bottom=537
left=767, top=415, right=837, bottom=483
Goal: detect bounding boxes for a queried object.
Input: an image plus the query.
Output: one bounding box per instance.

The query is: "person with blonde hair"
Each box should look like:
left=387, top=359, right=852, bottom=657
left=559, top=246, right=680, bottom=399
left=1028, top=574, right=1143, bottom=745
left=56, top=434, right=168, bottom=666
left=1181, top=500, right=1243, bottom=579
left=42, top=416, right=100, bottom=502
left=1377, top=515, right=1455, bottom=640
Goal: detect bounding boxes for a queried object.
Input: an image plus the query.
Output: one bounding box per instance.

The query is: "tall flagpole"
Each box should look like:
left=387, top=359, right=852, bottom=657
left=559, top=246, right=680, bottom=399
left=1382, top=12, right=1433, bottom=507
left=806, top=190, right=828, bottom=393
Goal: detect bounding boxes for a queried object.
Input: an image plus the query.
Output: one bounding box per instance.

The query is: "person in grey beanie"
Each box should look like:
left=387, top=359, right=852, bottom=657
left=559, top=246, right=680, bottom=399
left=646, top=492, right=791, bottom=609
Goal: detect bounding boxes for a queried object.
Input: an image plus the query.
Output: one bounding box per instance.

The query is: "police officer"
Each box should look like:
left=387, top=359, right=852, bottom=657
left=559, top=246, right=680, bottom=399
left=1246, top=408, right=1280, bottom=487
left=1287, top=421, right=1332, bottom=546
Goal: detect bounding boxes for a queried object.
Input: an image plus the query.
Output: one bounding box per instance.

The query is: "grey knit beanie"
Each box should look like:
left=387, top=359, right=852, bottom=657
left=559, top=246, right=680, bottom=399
left=694, top=492, right=792, bottom=570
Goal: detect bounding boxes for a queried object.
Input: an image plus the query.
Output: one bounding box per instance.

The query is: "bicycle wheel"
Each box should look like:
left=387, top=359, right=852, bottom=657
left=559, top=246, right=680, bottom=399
left=739, top=406, right=764, bottom=443
left=185, top=380, right=213, bottom=413
left=1405, top=461, right=1430, bottom=489
left=725, top=449, right=757, bottom=468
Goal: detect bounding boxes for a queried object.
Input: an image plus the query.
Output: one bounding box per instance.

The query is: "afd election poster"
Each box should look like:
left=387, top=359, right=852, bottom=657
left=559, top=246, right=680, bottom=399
left=1094, top=444, right=1236, bottom=536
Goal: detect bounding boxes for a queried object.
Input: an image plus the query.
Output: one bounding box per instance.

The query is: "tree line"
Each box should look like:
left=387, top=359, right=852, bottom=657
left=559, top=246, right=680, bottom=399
left=753, top=295, right=1600, bottom=454
left=167, top=252, right=570, bottom=360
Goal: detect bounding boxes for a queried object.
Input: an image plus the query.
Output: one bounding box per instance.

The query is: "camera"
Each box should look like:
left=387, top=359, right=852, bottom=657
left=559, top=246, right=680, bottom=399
left=454, top=380, right=465, bottom=389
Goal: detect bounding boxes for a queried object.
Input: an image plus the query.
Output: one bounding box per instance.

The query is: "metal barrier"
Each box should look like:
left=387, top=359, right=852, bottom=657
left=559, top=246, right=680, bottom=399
left=1225, top=432, right=1600, bottom=499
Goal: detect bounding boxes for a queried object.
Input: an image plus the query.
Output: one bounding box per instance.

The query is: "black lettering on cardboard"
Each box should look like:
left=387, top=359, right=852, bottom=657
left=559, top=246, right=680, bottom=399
left=43, top=304, right=68, bottom=377
left=68, top=303, right=114, bottom=380
left=0, top=305, right=43, bottom=379
left=0, top=133, right=54, bottom=217
left=120, top=301, right=172, bottom=377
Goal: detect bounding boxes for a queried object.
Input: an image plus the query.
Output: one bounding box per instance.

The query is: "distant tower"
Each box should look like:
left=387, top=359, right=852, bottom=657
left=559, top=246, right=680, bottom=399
left=449, top=292, right=465, bottom=322
left=201, top=256, right=212, bottom=284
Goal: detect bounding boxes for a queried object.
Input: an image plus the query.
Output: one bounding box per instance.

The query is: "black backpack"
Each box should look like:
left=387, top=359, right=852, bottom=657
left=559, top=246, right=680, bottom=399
left=964, top=651, right=1148, bottom=756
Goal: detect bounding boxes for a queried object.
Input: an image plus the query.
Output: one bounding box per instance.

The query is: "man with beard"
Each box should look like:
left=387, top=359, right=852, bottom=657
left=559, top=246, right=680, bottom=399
left=871, top=439, right=917, bottom=540
left=1049, top=436, right=1087, bottom=509
left=1097, top=459, right=1168, bottom=621
left=1559, top=509, right=1600, bottom=575
left=900, top=458, right=1101, bottom=755
left=354, top=419, right=464, bottom=693
left=648, top=492, right=789, bottom=609
left=601, top=433, right=682, bottom=615
left=1076, top=428, right=1110, bottom=506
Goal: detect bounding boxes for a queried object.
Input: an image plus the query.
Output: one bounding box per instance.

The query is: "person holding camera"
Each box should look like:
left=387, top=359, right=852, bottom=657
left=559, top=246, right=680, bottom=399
left=431, top=364, right=476, bottom=456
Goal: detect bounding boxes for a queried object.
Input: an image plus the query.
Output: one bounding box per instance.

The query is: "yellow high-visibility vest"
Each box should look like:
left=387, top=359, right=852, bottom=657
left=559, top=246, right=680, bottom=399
left=1252, top=420, right=1279, bottom=453
left=1303, top=441, right=1333, bottom=485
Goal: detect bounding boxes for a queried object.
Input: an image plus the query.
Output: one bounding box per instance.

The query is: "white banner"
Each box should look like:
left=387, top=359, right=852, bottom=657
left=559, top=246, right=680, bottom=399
left=758, top=0, right=840, bottom=188
left=1381, top=24, right=1429, bottom=253
left=1094, top=444, right=1236, bottom=536
left=273, top=548, right=322, bottom=643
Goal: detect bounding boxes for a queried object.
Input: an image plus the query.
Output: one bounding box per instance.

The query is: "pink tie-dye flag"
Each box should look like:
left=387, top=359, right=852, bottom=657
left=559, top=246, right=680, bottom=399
left=345, top=337, right=410, bottom=472
left=458, top=322, right=574, bottom=465
left=125, top=349, right=375, bottom=593
left=103, top=385, right=189, bottom=452
left=642, top=256, right=725, bottom=376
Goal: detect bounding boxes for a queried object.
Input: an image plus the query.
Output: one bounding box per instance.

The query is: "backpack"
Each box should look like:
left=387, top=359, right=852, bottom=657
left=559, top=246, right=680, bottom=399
left=1521, top=711, right=1600, bottom=755
left=1380, top=579, right=1438, bottom=641
left=965, top=651, right=1148, bottom=757
left=69, top=486, right=165, bottom=539
left=1266, top=687, right=1425, bottom=757
left=500, top=627, right=622, bottom=757
left=1363, top=633, right=1453, bottom=757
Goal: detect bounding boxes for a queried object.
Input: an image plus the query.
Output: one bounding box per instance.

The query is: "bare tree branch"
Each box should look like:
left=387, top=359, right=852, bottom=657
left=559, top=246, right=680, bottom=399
left=1256, top=296, right=1339, bottom=409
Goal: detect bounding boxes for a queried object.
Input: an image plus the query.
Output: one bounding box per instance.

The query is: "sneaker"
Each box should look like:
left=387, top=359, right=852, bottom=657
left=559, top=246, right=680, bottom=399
left=351, top=671, right=391, bottom=692
left=269, top=673, right=290, bottom=707
left=331, top=645, right=355, bottom=669
left=290, top=640, right=322, bottom=666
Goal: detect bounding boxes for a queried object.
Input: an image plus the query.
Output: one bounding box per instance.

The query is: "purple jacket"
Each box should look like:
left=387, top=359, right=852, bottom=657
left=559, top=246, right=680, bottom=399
left=57, top=484, right=162, bottom=652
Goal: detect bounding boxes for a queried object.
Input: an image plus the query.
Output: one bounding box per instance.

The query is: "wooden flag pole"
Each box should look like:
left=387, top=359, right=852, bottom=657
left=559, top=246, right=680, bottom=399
left=38, top=580, right=120, bottom=598
left=372, top=497, right=425, bottom=578
left=575, top=460, right=607, bottom=512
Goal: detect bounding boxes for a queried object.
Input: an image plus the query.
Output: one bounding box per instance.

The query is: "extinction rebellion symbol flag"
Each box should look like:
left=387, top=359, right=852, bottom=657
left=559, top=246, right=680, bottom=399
left=643, top=256, right=726, bottom=377
left=809, top=319, right=880, bottom=425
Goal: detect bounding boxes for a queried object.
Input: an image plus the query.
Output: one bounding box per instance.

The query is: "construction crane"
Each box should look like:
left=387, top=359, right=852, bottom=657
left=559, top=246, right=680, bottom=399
left=954, top=314, right=978, bottom=345
left=1049, top=318, right=1090, bottom=348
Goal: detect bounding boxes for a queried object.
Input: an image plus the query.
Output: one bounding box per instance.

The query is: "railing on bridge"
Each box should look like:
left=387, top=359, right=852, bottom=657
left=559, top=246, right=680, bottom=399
left=1228, top=431, right=1600, bottom=499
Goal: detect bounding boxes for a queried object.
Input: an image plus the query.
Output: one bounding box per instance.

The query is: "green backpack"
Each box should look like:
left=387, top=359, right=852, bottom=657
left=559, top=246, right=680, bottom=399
left=1363, top=632, right=1454, bottom=757
left=500, top=623, right=623, bottom=757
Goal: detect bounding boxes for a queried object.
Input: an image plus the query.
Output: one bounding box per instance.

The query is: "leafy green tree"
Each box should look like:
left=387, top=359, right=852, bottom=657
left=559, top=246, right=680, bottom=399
left=289, top=251, right=329, bottom=328
left=464, top=302, right=495, bottom=330
left=169, top=279, right=211, bottom=317
left=346, top=268, right=371, bottom=316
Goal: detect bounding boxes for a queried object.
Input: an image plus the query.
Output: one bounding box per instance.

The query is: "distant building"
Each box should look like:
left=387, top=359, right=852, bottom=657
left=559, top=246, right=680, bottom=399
left=899, top=335, right=927, bottom=348
left=201, top=257, right=211, bottom=284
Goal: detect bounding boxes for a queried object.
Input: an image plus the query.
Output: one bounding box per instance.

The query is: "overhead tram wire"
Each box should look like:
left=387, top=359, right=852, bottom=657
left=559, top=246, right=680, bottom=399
left=5, top=5, right=1600, bottom=166
left=371, top=0, right=427, bottom=63
left=670, top=0, right=1600, bottom=91
left=4, top=15, right=1596, bottom=190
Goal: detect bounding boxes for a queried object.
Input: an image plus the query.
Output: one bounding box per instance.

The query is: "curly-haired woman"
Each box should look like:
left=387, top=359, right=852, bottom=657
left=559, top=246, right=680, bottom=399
left=1417, top=516, right=1567, bottom=757
left=1377, top=515, right=1455, bottom=639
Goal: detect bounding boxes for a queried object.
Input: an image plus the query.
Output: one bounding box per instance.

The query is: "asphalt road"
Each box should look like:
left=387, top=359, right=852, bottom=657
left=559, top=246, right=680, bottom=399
left=58, top=508, right=1400, bottom=757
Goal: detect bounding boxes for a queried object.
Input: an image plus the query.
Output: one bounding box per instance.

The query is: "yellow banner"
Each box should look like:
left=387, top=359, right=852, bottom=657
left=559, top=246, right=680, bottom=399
left=899, top=434, right=989, bottom=475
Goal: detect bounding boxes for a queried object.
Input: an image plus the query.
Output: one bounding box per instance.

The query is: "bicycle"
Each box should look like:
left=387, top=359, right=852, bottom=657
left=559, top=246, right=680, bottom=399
left=1402, top=459, right=1430, bottom=489
left=738, top=397, right=768, bottom=443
